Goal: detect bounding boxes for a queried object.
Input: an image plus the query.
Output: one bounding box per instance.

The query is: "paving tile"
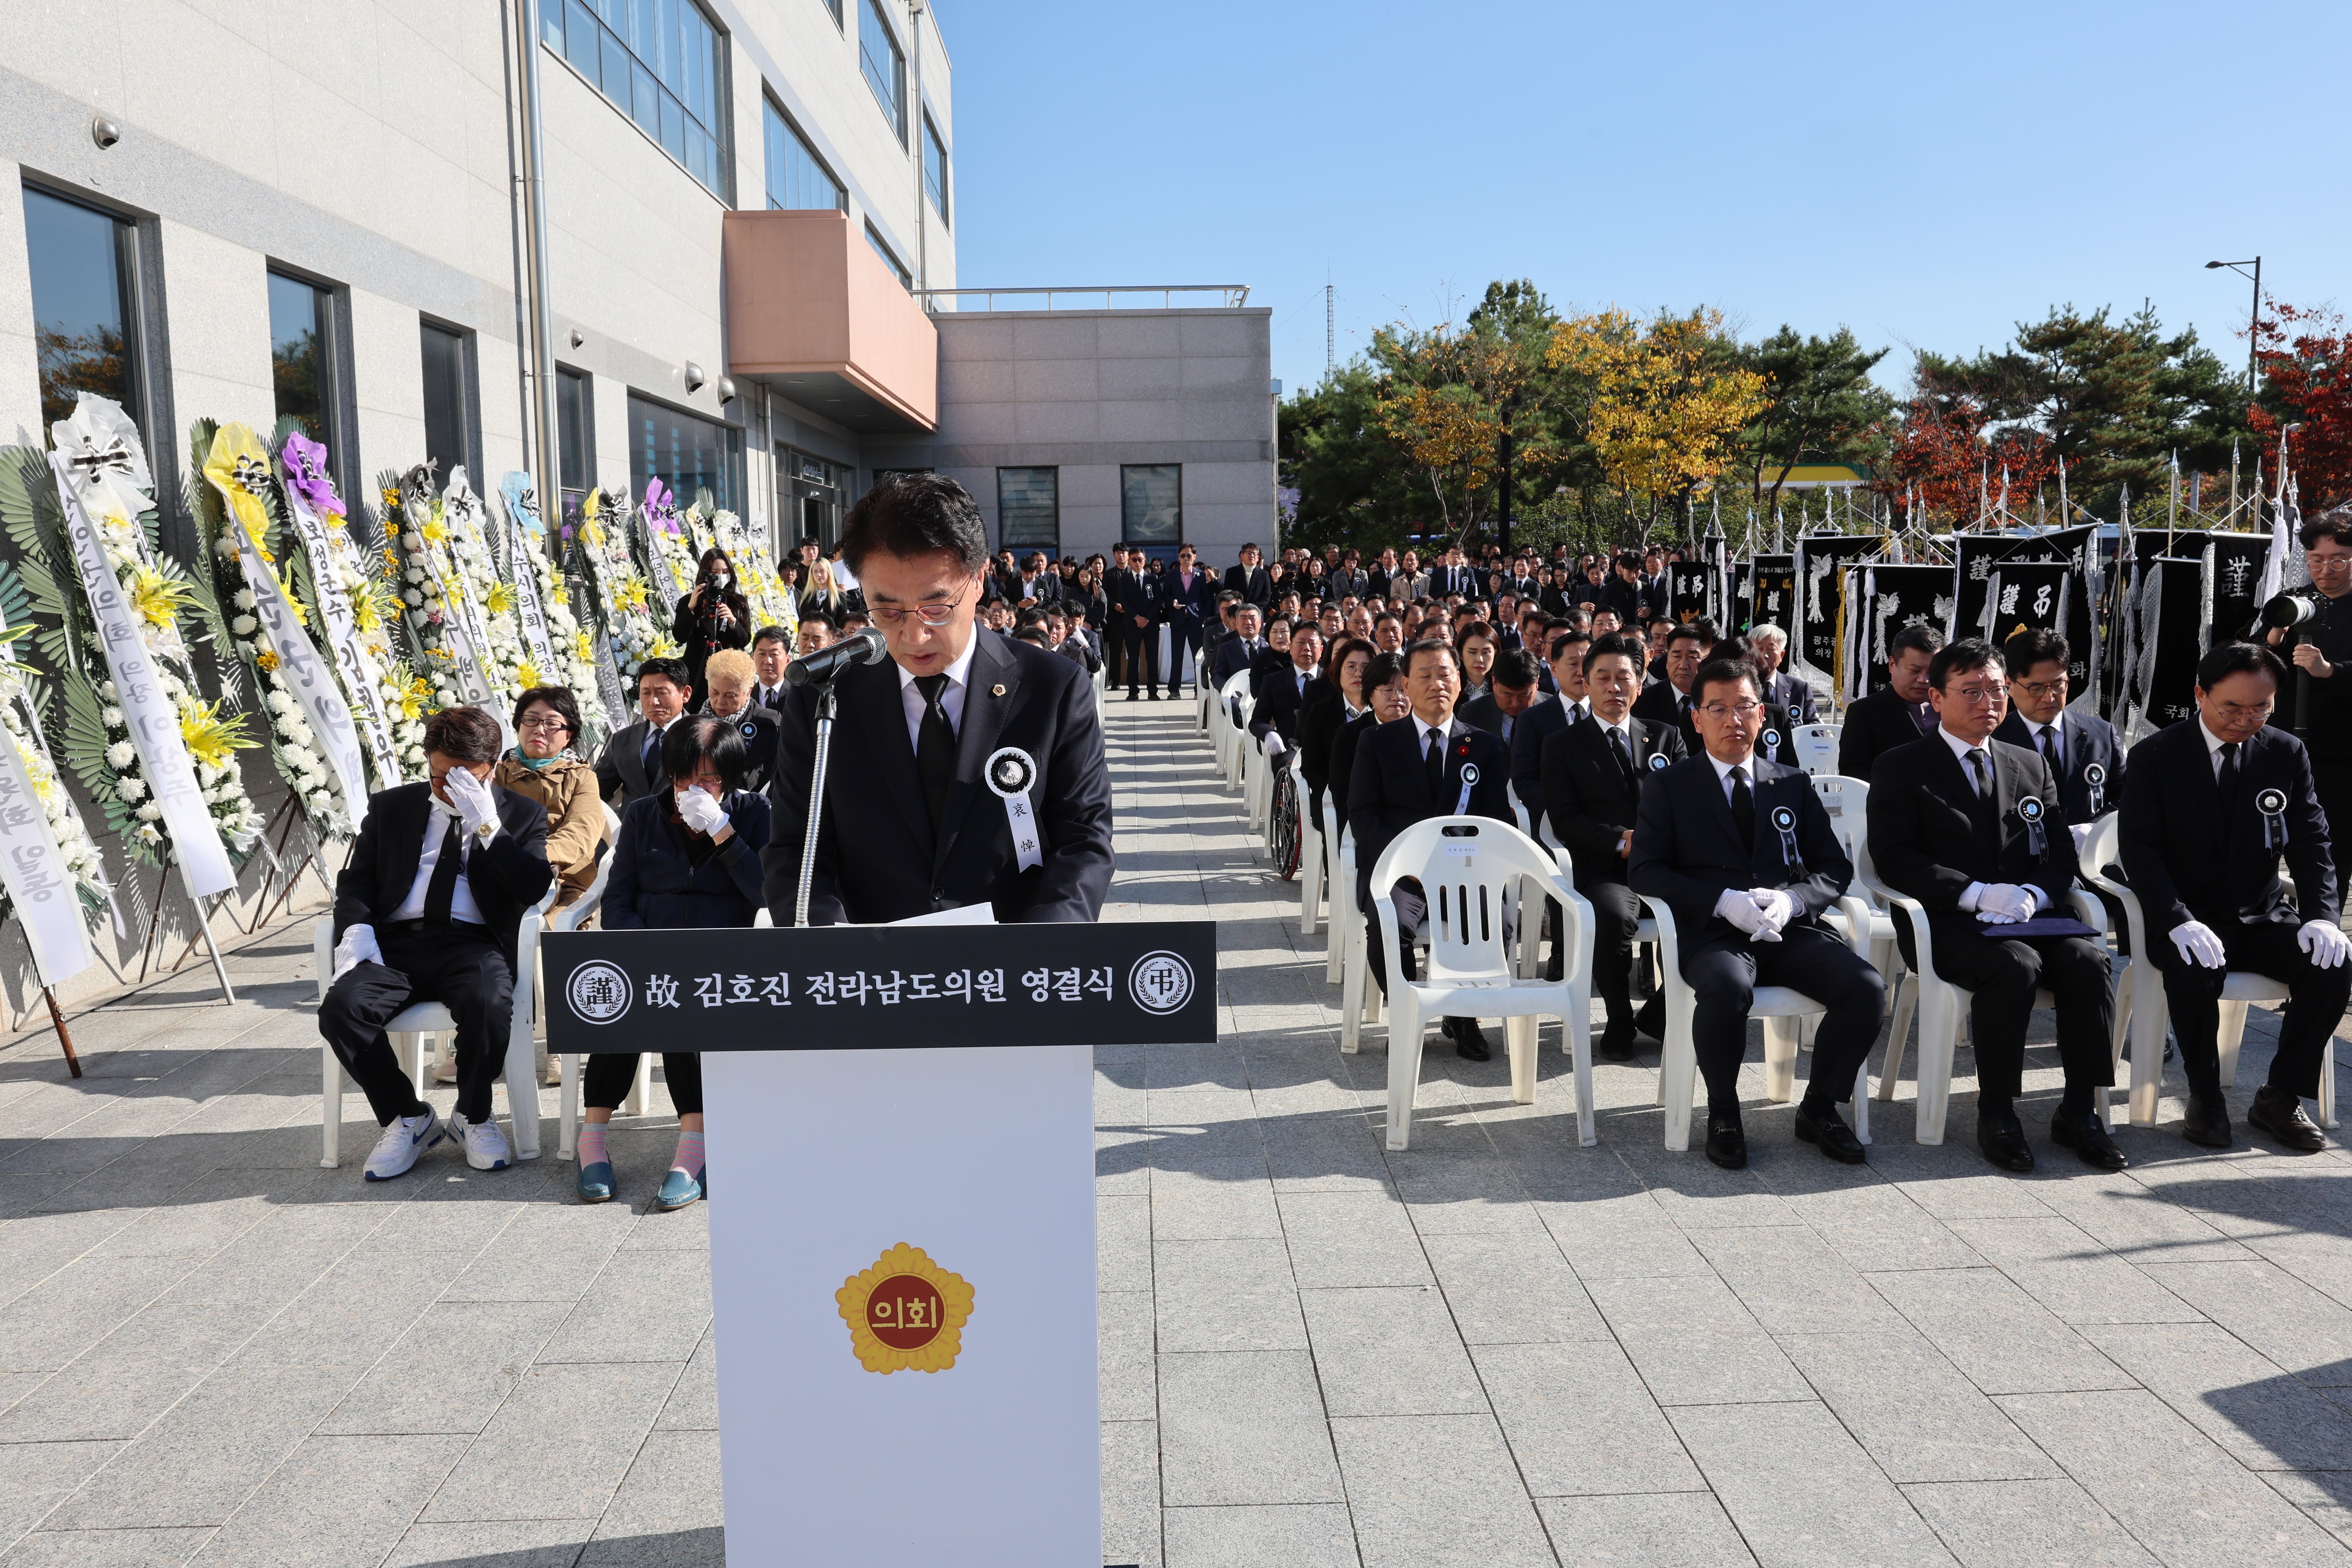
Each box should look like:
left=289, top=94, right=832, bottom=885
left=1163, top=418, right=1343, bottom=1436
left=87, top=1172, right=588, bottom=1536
left=579, top=1430, right=722, bottom=1566
left=2000, top=1389, right=2348, bottom=1566
left=1161, top=1503, right=1356, bottom=1567
left=1103, top=1417, right=1165, bottom=1568
left=236, top=1252, right=470, bottom=1370
left=422, top=1361, right=679, bottom=1522
left=1387, top=1155, right=1542, bottom=1234
left=1158, top=1351, right=1340, bottom=1507
left=1900, top=1477, right=2158, bottom=1568
left=1277, top=1191, right=1432, bottom=1288
left=1945, top=1216, right=2205, bottom=1325
left=0, top=1526, right=218, bottom=1565
left=2262, top=1471, right=2352, bottom=1553
left=1687, top=1224, right=1909, bottom=1334
left=1669, top=1399, right=1959, bottom=1566
left=2082, top=1321, right=2352, bottom=1471
left=1535, top=1491, right=1756, bottom=1568
left=1422, top=1231, right=1608, bottom=1344
left=199, top=1434, right=468, bottom=1568
left=539, top=1248, right=711, bottom=1366
left=1298, top=1287, right=1485, bottom=1417
left=1774, top=1178, right=1987, bottom=1273
left=1100, top=1289, right=1157, bottom=1422
left=2138, top=1260, right=2352, bottom=1386
left=2030, top=1171, right=2258, bottom=1263
left=0, top=1255, right=195, bottom=1373
left=318, top=1301, right=570, bottom=1436
left=1776, top=1329, right=2059, bottom=1483
left=1536, top=1193, right=1713, bottom=1280
left=1868, top=1267, right=2133, bottom=1395
left=1473, top=1339, right=1705, bottom=1497
left=653, top=1330, right=718, bottom=1432
left=379, top=1518, right=595, bottom=1566
left=1329, top=1414, right=1556, bottom=1568
left=1099, top=1194, right=1153, bottom=1292
left=1152, top=1160, right=1284, bottom=1240
left=1154, top=1238, right=1306, bottom=1352
left=1584, top=1273, right=1812, bottom=1405
left=437, top=1200, right=636, bottom=1303
left=0, top=1439, right=122, bottom=1550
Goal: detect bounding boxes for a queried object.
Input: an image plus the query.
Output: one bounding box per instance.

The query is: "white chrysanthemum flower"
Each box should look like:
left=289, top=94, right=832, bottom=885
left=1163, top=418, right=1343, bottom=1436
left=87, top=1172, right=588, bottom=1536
left=266, top=691, right=294, bottom=716
left=135, top=802, right=162, bottom=821
left=102, top=706, right=123, bottom=726
left=116, top=776, right=147, bottom=802
left=101, top=682, right=119, bottom=701
left=233, top=590, right=256, bottom=610
left=403, top=590, right=423, bottom=606
left=231, top=615, right=257, bottom=635
left=104, top=741, right=136, bottom=769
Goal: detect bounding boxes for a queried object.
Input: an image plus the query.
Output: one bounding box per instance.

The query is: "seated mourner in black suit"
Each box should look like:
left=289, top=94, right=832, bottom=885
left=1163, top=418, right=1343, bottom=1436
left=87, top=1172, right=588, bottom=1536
left=1838, top=623, right=1944, bottom=782
left=1543, top=633, right=1686, bottom=1058
left=1630, top=619, right=1714, bottom=742
left=1994, top=627, right=2129, bottom=950
left=1298, top=637, right=1372, bottom=827
left=2120, top=641, right=2351, bottom=1152
left=321, top=705, right=554, bottom=1182
left=1327, top=650, right=1409, bottom=834
left=1628, top=659, right=1886, bottom=1170
left=596, top=655, right=695, bottom=806
left=761, top=474, right=1114, bottom=926
left=1251, top=624, right=1323, bottom=753
left=1867, top=638, right=2120, bottom=1174
left=1456, top=648, right=1542, bottom=753
left=699, top=647, right=781, bottom=795
left=1210, top=604, right=1267, bottom=696
left=1347, top=638, right=1515, bottom=1061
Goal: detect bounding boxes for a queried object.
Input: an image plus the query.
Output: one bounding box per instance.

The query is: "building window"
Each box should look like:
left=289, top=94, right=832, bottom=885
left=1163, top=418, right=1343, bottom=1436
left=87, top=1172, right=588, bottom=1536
left=22, top=185, right=143, bottom=437
left=556, top=366, right=595, bottom=526
left=543, top=0, right=730, bottom=199
left=632, top=392, right=742, bottom=515
left=267, top=270, right=338, bottom=447
left=820, top=0, right=842, bottom=27
left=864, top=223, right=911, bottom=288
left=420, top=320, right=475, bottom=482
left=763, top=100, right=844, bottom=212
left=781, top=447, right=853, bottom=552
left=998, top=468, right=1058, bottom=552
left=859, top=0, right=906, bottom=142
left=1120, top=464, right=1181, bottom=544
left=922, top=113, right=949, bottom=226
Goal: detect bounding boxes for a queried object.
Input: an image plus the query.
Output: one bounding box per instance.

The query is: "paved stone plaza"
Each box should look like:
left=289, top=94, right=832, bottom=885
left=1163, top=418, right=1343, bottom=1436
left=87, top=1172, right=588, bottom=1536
left=5, top=703, right=2352, bottom=1566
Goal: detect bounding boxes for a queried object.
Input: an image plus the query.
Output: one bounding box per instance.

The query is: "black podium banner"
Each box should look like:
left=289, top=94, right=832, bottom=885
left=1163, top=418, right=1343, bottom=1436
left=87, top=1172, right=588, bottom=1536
left=542, top=921, right=1218, bottom=1053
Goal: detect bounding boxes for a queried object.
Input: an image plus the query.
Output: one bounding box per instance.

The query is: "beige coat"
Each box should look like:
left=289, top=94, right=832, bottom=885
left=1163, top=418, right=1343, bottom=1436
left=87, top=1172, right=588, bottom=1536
left=494, top=756, right=608, bottom=911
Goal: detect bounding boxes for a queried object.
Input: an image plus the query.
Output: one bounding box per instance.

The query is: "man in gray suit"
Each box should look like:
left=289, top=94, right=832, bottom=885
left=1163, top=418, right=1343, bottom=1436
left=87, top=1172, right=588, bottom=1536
left=595, top=656, right=694, bottom=806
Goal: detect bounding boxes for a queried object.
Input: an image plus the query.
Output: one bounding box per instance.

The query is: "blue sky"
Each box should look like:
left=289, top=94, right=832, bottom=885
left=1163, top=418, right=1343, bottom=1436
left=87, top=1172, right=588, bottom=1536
left=941, top=0, right=2349, bottom=397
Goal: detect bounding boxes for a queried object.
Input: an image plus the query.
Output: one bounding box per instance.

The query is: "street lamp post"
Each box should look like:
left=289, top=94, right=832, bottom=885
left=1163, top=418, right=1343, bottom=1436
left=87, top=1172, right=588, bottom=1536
left=2205, top=257, right=2262, bottom=395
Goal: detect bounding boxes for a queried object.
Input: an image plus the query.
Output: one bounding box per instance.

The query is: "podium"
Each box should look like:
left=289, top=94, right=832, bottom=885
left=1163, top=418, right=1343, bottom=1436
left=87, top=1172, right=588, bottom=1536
left=545, top=920, right=1217, bottom=1566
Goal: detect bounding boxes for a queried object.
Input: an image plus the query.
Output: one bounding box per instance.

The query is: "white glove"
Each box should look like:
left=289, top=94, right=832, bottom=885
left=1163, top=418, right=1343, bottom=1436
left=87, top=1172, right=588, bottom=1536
left=2299, top=919, right=2350, bottom=969
left=1974, top=884, right=2038, bottom=924
left=1748, top=887, right=1797, bottom=941
left=1715, top=888, right=1770, bottom=937
left=2170, top=920, right=2228, bottom=969
left=331, top=923, right=381, bottom=983
left=443, top=766, right=499, bottom=839
left=1262, top=733, right=1288, bottom=759
left=675, top=786, right=728, bottom=837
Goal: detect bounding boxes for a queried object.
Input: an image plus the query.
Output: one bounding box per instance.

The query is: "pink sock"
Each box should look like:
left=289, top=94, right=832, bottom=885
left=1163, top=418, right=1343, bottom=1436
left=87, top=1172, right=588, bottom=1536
left=672, top=1129, right=705, bottom=1176
left=579, top=1121, right=609, bottom=1167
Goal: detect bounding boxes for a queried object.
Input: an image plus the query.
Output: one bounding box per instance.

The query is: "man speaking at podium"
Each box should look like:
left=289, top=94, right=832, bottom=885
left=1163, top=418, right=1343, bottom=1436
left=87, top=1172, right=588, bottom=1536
left=761, top=474, right=1114, bottom=925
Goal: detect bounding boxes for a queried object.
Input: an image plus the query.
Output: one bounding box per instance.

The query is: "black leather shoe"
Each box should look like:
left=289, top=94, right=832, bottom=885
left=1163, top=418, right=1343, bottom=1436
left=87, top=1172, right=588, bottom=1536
left=1633, top=997, right=1665, bottom=1041
left=1976, top=1111, right=2035, bottom=1172
left=1544, top=951, right=1564, bottom=983
left=1450, top=1019, right=1492, bottom=1062
left=2181, top=1094, right=2234, bottom=1149
left=1705, top=1112, right=1748, bottom=1170
left=2249, top=1087, right=2327, bottom=1152
left=2051, top=1109, right=2129, bottom=1171
left=1598, top=1022, right=1637, bottom=1062
left=1794, top=1100, right=1866, bottom=1164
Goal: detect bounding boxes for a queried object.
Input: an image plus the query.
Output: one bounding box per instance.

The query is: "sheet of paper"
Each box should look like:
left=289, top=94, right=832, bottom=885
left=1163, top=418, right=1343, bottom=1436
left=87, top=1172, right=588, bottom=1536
left=891, top=902, right=998, bottom=927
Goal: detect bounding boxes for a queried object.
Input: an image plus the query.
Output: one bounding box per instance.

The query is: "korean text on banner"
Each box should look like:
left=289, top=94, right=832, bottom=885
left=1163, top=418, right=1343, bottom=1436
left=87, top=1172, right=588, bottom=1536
left=0, top=724, right=94, bottom=987
left=278, top=443, right=402, bottom=788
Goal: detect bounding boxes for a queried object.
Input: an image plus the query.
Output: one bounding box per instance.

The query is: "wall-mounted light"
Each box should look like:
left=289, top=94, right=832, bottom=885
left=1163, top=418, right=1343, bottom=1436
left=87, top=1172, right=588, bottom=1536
left=91, top=117, right=120, bottom=149
left=684, top=361, right=707, bottom=393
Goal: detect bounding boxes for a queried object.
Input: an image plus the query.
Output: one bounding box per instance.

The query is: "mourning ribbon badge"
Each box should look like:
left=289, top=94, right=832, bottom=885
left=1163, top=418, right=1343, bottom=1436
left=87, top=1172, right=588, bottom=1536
left=985, top=746, right=1044, bottom=871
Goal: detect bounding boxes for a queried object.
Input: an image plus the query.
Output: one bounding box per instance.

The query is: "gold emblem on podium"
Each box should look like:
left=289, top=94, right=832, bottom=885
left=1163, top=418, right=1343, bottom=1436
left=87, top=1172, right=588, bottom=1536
left=837, top=1244, right=976, bottom=1374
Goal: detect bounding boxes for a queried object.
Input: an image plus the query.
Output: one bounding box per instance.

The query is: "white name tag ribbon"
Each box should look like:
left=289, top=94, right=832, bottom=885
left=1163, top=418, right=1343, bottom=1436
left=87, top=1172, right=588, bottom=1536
left=986, top=746, right=1045, bottom=871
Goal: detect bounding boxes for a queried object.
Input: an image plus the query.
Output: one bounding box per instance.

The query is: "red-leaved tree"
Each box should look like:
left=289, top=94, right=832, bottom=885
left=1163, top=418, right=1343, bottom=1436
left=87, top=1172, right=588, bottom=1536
left=2251, top=303, right=2352, bottom=508
left=1875, top=397, right=2057, bottom=528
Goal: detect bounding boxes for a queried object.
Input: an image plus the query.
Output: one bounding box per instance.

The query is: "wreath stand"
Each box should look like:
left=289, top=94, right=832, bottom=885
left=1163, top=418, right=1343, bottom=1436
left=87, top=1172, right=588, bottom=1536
left=134, top=850, right=238, bottom=1005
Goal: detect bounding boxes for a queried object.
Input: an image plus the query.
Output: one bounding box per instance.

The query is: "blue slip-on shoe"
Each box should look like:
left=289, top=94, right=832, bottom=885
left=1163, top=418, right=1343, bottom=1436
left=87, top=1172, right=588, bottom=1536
left=650, top=1167, right=704, bottom=1212
left=575, top=1161, right=615, bottom=1204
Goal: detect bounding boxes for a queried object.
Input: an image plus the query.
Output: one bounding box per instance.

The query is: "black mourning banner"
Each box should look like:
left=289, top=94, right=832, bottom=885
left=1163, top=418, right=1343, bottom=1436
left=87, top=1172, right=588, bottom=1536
left=2202, top=532, right=2271, bottom=643
left=1793, top=534, right=1881, bottom=681
left=1749, top=555, right=1796, bottom=635
left=1666, top=562, right=1711, bottom=623
left=2141, top=557, right=2205, bottom=729
left=1952, top=527, right=2096, bottom=691
left=1981, top=563, right=2070, bottom=648
left=1853, top=565, right=1955, bottom=701
left=1729, top=561, right=1753, bottom=634
left=543, top=922, right=1219, bottom=1054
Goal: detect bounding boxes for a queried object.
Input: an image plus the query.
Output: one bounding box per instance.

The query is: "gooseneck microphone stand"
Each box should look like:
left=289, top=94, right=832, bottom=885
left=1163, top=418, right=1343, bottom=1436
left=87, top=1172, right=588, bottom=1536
left=795, top=682, right=837, bottom=929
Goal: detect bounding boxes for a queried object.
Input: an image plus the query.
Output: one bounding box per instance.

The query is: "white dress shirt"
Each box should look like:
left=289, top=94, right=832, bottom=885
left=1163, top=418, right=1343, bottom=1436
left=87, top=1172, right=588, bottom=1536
left=2198, top=716, right=2236, bottom=779
left=1593, top=711, right=1634, bottom=759
left=1706, top=748, right=1757, bottom=808
left=897, top=636, right=979, bottom=750
left=391, top=795, right=488, bottom=926
left=1938, top=725, right=2048, bottom=914
left=2027, top=719, right=2064, bottom=773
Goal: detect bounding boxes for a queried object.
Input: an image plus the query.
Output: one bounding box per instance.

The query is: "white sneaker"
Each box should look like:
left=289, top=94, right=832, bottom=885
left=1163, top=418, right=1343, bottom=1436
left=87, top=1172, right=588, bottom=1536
left=448, top=1110, right=511, bottom=1172
left=364, top=1109, right=443, bottom=1182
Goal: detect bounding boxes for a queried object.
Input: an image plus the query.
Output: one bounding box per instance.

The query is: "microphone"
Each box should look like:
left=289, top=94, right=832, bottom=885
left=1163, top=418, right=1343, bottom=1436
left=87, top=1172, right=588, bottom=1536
left=784, top=625, right=889, bottom=687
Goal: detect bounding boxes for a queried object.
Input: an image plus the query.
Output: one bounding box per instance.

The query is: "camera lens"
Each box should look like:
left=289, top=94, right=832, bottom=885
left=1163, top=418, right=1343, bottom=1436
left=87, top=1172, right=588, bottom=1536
left=2261, top=593, right=2318, bottom=630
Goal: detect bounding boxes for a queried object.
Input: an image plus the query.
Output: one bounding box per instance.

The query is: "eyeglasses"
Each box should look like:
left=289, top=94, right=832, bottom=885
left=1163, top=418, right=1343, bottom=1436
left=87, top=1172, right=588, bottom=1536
left=2012, top=678, right=2068, bottom=700
left=518, top=713, right=572, bottom=734
left=867, top=583, right=973, bottom=628
left=1944, top=685, right=2004, bottom=705
left=2307, top=554, right=2352, bottom=576
left=2210, top=699, right=2274, bottom=721
left=1698, top=700, right=1762, bottom=720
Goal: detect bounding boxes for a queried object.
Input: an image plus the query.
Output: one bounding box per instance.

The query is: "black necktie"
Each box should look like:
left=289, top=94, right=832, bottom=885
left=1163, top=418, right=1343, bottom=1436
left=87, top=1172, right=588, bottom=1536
left=643, top=724, right=664, bottom=781
left=914, top=674, right=956, bottom=835
left=2038, top=725, right=2060, bottom=779
left=1609, top=726, right=1635, bottom=786
left=2217, top=741, right=2241, bottom=811
left=423, top=818, right=463, bottom=926
left=1730, top=765, right=1755, bottom=845
left=1425, top=727, right=1446, bottom=798
left=1967, top=748, right=1994, bottom=806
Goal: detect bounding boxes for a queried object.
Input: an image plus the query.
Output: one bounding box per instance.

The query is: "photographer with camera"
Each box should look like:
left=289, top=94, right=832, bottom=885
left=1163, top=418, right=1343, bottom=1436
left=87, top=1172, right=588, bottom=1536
left=2266, top=505, right=2352, bottom=845
left=674, top=546, right=751, bottom=698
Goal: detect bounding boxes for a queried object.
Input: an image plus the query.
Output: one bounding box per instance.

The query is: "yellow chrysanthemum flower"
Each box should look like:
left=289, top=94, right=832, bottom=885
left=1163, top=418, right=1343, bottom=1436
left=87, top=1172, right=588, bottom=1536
left=574, top=631, right=593, bottom=662
left=515, top=660, right=541, bottom=689
left=379, top=488, right=400, bottom=514
left=126, top=564, right=194, bottom=632
left=420, top=518, right=448, bottom=544
left=177, top=698, right=253, bottom=770
left=485, top=583, right=515, bottom=615
left=254, top=648, right=281, bottom=673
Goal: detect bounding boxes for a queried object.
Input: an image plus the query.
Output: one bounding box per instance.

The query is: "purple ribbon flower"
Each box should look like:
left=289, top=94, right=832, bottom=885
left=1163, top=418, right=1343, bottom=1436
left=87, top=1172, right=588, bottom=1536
left=279, top=430, right=346, bottom=520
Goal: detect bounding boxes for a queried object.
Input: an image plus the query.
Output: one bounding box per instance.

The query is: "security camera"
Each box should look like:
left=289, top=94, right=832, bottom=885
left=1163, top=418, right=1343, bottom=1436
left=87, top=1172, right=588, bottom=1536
left=91, top=117, right=121, bottom=149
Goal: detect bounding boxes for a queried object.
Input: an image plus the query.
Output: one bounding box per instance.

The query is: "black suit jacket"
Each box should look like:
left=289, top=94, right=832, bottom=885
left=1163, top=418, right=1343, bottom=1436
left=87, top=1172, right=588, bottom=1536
left=707, top=702, right=781, bottom=794
left=1252, top=662, right=1318, bottom=746
left=1543, top=717, right=1685, bottom=886
left=596, top=717, right=680, bottom=806
left=1347, top=717, right=1515, bottom=903
left=1838, top=686, right=1936, bottom=782
left=334, top=781, right=553, bottom=965
left=1866, top=735, right=2074, bottom=920
left=1993, top=709, right=2125, bottom=826
left=1327, top=710, right=1379, bottom=832
left=1106, top=567, right=1159, bottom=632
left=2118, top=719, right=2339, bottom=935
left=1509, top=695, right=1586, bottom=829
left=1211, top=637, right=1265, bottom=691
left=1455, top=691, right=1519, bottom=748
left=1766, top=671, right=1818, bottom=725
left=1628, top=754, right=1851, bottom=940
left=1432, top=564, right=1477, bottom=599
left=1224, top=564, right=1272, bottom=607
left=760, top=632, right=1114, bottom=925
left=1298, top=688, right=1354, bottom=819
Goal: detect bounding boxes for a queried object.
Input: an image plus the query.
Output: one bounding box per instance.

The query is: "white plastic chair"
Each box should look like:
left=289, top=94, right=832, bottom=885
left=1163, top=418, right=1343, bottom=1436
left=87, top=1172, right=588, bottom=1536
left=1338, top=824, right=1387, bottom=1044
left=316, top=887, right=552, bottom=1168
left=1551, top=853, right=1647, bottom=1074
left=1217, top=674, right=1254, bottom=788
left=1640, top=894, right=1869, bottom=1152
left=1793, top=722, right=1842, bottom=777
left=1365, top=817, right=1592, bottom=1150
left=1323, top=798, right=1349, bottom=984
left=1810, top=777, right=1900, bottom=980
left=2078, top=813, right=2336, bottom=1131
left=1244, top=726, right=1271, bottom=831
left=1297, top=754, right=1325, bottom=935
left=1853, top=824, right=2100, bottom=1142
